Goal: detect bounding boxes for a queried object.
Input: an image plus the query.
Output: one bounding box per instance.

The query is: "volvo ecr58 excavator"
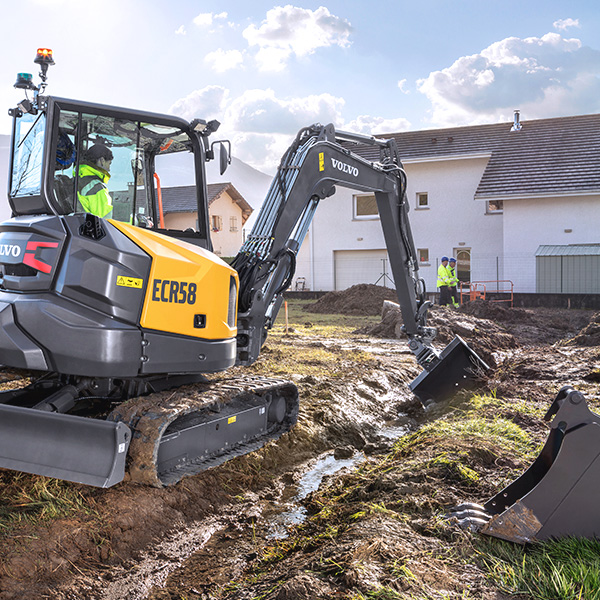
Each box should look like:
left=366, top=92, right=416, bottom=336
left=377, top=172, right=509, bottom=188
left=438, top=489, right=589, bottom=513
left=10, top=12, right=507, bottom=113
left=0, top=49, right=488, bottom=489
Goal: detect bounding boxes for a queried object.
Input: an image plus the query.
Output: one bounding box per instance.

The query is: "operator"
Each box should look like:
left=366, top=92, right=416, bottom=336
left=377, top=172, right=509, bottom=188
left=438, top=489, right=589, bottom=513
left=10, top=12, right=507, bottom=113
left=77, top=144, right=114, bottom=218
left=437, top=256, right=452, bottom=306
left=448, top=257, right=460, bottom=307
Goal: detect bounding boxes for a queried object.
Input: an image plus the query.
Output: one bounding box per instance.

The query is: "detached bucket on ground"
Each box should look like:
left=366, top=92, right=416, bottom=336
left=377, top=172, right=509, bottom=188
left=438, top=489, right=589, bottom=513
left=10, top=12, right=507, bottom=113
left=450, top=386, right=600, bottom=543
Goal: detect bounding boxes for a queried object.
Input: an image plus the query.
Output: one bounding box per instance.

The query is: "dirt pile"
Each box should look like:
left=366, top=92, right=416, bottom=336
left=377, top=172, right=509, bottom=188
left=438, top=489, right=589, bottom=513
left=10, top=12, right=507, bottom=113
left=355, top=299, right=597, bottom=368
left=563, top=311, right=600, bottom=346
left=461, top=300, right=593, bottom=346
left=305, top=284, right=398, bottom=316
left=356, top=300, right=518, bottom=368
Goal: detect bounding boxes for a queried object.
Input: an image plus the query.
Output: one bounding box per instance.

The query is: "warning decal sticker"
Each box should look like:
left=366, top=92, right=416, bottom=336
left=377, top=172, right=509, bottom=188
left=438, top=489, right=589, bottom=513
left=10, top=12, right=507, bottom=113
left=117, top=276, right=143, bottom=289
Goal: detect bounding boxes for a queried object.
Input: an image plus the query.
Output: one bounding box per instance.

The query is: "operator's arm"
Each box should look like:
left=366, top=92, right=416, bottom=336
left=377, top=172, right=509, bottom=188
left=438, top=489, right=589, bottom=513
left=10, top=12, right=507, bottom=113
left=78, top=184, right=113, bottom=219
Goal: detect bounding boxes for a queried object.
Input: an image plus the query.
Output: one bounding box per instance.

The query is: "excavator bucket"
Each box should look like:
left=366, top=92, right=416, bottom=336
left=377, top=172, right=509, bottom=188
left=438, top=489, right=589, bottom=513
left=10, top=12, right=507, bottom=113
left=450, top=386, right=600, bottom=543
left=0, top=405, right=131, bottom=488
left=409, top=335, right=489, bottom=403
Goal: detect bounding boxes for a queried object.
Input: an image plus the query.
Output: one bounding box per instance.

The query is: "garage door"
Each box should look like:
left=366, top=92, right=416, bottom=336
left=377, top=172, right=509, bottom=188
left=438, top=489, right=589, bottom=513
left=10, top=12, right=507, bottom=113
left=334, top=250, right=394, bottom=290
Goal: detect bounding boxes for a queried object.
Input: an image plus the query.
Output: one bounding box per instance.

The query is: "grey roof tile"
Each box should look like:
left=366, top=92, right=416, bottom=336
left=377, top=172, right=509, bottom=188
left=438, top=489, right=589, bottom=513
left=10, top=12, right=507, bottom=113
left=161, top=182, right=252, bottom=218
left=349, top=114, right=600, bottom=199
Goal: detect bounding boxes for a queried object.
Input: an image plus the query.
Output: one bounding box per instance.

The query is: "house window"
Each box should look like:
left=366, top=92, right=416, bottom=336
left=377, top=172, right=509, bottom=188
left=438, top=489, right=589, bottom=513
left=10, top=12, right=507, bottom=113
left=486, top=200, right=503, bottom=214
left=418, top=248, right=430, bottom=264
left=354, top=194, right=378, bottom=219
left=230, top=216, right=238, bottom=232
left=416, top=192, right=429, bottom=209
left=211, top=215, right=223, bottom=232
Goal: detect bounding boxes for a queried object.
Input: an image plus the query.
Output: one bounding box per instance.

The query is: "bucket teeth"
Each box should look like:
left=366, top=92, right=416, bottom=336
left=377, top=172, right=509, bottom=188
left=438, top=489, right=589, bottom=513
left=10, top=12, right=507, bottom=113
left=446, top=503, right=492, bottom=532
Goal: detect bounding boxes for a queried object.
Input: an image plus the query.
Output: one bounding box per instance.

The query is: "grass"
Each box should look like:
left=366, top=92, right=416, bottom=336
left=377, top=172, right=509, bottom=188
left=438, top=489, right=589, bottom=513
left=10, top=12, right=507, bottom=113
left=477, top=537, right=600, bottom=600
left=239, top=388, right=600, bottom=599
left=273, top=297, right=381, bottom=338
left=0, top=473, right=96, bottom=531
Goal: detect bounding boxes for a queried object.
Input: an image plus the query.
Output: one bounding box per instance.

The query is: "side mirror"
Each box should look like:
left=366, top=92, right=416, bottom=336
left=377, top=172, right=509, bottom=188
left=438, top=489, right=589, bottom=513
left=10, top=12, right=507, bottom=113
left=211, top=140, right=232, bottom=176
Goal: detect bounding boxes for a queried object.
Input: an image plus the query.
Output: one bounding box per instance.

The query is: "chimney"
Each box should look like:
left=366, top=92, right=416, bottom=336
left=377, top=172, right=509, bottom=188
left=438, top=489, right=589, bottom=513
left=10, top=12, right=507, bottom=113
left=511, top=110, right=522, bottom=132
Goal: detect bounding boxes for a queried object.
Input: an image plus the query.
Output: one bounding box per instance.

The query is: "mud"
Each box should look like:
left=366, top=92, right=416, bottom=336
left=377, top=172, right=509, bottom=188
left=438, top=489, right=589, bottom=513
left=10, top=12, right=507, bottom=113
left=306, top=283, right=399, bottom=316
left=0, top=294, right=598, bottom=600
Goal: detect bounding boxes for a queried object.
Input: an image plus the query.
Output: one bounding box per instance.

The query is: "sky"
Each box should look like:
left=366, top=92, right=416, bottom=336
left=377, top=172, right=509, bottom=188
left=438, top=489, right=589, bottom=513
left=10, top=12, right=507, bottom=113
left=1, top=0, right=599, bottom=174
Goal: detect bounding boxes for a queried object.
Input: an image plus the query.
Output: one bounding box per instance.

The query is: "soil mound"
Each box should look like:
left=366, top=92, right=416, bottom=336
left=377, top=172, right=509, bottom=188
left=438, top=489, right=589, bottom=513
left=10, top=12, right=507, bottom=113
left=459, top=299, right=533, bottom=324
left=305, top=284, right=398, bottom=316
left=563, top=311, right=600, bottom=346
left=356, top=301, right=518, bottom=368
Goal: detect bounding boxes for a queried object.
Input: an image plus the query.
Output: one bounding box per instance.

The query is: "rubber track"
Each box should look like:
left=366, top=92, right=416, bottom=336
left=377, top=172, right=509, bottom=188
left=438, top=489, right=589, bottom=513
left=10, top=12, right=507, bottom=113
left=108, top=375, right=299, bottom=487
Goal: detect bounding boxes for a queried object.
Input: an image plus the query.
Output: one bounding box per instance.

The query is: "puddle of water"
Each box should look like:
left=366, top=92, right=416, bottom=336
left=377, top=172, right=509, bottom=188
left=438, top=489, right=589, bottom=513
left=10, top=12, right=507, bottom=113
left=379, top=424, right=409, bottom=439
left=264, top=418, right=412, bottom=540
left=265, top=452, right=364, bottom=539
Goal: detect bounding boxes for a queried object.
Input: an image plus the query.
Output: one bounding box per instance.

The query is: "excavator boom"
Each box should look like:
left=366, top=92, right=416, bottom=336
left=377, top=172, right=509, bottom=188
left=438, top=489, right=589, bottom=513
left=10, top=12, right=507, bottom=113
left=232, top=123, right=489, bottom=402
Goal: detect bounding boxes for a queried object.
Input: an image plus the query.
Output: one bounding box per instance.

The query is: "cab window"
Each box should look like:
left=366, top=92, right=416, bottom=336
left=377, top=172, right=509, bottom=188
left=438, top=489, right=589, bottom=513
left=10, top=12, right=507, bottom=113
left=11, top=111, right=46, bottom=197
left=52, top=109, right=193, bottom=227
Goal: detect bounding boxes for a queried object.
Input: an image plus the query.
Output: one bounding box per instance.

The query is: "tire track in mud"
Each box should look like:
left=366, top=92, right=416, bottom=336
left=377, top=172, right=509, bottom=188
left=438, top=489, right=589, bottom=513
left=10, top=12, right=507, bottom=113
left=97, top=518, right=225, bottom=600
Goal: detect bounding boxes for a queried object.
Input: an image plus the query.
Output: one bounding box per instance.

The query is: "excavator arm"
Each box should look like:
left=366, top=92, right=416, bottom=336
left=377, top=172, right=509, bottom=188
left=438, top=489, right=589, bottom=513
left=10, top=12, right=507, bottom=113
left=232, top=124, right=488, bottom=402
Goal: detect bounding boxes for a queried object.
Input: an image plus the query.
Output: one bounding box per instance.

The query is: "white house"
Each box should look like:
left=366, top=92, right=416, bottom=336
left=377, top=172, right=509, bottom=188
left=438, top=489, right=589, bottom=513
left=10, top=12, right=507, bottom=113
left=161, top=182, right=253, bottom=258
left=293, top=113, right=600, bottom=295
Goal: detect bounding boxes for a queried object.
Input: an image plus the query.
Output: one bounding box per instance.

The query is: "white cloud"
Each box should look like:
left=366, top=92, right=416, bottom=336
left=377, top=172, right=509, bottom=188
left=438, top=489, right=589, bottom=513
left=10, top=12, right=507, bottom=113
left=343, top=115, right=411, bottom=136
left=553, top=18, right=580, bottom=31
left=193, top=12, right=228, bottom=27
left=397, top=79, right=409, bottom=94
left=205, top=49, right=244, bottom=72
left=170, top=87, right=353, bottom=172
left=417, top=32, right=600, bottom=126
left=223, top=89, right=345, bottom=135
left=243, top=6, right=352, bottom=71
left=169, top=87, right=411, bottom=173
left=168, top=86, right=230, bottom=122
left=175, top=25, right=186, bottom=36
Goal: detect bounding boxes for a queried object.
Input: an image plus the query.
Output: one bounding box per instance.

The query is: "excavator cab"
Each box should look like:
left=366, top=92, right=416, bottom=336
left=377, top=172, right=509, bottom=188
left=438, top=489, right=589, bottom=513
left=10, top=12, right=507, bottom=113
left=9, top=95, right=214, bottom=247
left=0, top=53, right=258, bottom=487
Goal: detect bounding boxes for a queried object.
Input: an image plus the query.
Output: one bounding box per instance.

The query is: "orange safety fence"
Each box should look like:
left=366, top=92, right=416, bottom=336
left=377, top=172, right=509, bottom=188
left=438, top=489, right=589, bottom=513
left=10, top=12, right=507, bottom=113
left=459, top=280, right=514, bottom=307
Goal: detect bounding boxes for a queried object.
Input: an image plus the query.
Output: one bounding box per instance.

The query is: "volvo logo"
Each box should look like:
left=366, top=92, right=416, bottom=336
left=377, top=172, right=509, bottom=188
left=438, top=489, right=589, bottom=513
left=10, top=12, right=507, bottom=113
left=331, top=158, right=359, bottom=177
left=0, top=244, right=22, bottom=258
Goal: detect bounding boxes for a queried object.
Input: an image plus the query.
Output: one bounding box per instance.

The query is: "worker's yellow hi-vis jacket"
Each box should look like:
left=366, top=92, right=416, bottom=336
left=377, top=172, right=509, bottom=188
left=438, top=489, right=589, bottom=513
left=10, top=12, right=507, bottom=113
left=77, top=163, right=113, bottom=218
left=437, top=263, right=452, bottom=287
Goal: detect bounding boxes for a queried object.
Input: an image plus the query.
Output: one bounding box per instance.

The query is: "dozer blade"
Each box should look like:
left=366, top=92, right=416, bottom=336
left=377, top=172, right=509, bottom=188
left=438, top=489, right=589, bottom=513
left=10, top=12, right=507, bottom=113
left=450, top=386, right=600, bottom=543
left=410, top=335, right=489, bottom=403
left=0, top=404, right=131, bottom=488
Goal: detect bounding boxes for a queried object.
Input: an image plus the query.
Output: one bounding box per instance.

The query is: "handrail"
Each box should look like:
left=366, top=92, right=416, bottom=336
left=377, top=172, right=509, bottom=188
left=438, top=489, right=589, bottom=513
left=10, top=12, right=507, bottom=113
left=460, top=280, right=514, bottom=307
left=153, top=173, right=165, bottom=229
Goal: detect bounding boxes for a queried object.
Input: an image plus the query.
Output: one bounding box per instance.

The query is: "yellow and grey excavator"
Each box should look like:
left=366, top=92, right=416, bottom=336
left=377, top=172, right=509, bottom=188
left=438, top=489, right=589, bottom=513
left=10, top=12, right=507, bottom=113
left=0, top=49, right=487, bottom=489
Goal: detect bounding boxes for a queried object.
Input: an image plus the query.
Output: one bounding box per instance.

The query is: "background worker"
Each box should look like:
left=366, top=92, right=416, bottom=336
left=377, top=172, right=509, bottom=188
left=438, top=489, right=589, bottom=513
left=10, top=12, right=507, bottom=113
left=437, top=256, right=452, bottom=306
left=77, top=144, right=114, bottom=218
left=448, top=257, right=460, bottom=307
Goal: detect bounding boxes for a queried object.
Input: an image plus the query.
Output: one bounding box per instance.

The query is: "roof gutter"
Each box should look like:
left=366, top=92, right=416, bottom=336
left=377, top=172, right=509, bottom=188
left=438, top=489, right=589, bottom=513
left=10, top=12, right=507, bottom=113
left=402, top=151, right=492, bottom=165
left=475, top=189, right=600, bottom=201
